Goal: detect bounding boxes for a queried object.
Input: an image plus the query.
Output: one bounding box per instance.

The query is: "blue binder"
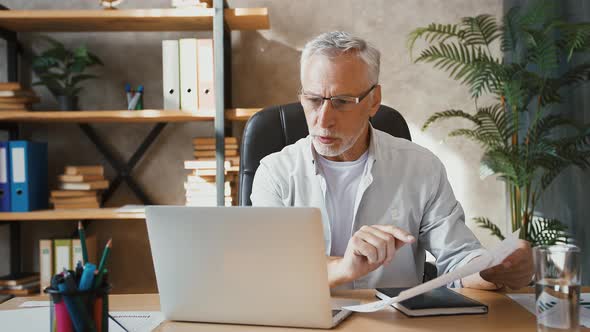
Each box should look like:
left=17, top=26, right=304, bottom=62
left=0, top=142, right=10, bottom=212
left=8, top=141, right=49, bottom=212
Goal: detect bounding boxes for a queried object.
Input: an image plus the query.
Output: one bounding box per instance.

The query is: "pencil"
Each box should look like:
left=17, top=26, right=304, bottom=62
left=94, top=239, right=112, bottom=288
left=78, top=221, right=89, bottom=264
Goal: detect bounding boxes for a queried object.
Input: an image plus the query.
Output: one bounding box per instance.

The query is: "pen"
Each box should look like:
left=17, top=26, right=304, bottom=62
left=79, top=263, right=96, bottom=291
left=125, top=83, right=132, bottom=107
left=135, top=85, right=143, bottom=110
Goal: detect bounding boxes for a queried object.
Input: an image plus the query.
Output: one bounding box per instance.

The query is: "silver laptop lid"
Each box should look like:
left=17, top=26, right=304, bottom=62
left=145, top=206, right=335, bottom=329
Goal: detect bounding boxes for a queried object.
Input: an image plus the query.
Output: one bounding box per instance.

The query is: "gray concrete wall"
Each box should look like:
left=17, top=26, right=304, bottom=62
left=0, top=0, right=506, bottom=293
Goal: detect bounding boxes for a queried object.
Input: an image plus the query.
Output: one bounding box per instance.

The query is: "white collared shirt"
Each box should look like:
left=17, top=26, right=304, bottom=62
left=250, top=125, right=486, bottom=288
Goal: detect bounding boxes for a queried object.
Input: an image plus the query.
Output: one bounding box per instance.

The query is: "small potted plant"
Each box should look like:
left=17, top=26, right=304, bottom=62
left=32, top=36, right=103, bottom=111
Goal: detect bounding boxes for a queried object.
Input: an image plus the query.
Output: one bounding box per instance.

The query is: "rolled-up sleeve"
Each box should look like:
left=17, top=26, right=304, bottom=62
left=250, top=160, right=285, bottom=207
left=419, top=157, right=487, bottom=286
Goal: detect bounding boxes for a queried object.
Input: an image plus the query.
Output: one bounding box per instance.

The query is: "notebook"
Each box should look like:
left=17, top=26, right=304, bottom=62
left=375, top=287, right=488, bottom=317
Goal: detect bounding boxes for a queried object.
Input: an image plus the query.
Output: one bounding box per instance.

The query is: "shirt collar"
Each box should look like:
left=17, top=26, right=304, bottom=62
left=308, top=123, right=379, bottom=175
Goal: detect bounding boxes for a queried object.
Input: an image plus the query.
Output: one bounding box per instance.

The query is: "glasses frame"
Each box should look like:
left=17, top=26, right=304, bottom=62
left=299, top=84, right=377, bottom=111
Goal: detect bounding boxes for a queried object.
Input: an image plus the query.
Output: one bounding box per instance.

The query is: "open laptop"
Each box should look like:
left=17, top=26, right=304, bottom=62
left=145, top=206, right=355, bottom=329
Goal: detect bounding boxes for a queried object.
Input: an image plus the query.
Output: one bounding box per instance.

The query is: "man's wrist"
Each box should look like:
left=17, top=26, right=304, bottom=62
left=327, top=257, right=350, bottom=288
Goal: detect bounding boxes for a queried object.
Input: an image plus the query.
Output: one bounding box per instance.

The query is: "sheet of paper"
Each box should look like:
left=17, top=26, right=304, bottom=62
left=0, top=307, right=48, bottom=330
left=508, top=293, right=590, bottom=328
left=343, top=230, right=521, bottom=313
left=109, top=311, right=165, bottom=332
left=2, top=306, right=164, bottom=331
left=19, top=300, right=50, bottom=308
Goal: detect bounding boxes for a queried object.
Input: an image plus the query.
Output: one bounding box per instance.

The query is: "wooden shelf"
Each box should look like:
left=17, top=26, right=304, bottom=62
left=0, top=208, right=145, bottom=221
left=0, top=109, right=261, bottom=123
left=225, top=108, right=261, bottom=121
left=0, top=8, right=269, bottom=32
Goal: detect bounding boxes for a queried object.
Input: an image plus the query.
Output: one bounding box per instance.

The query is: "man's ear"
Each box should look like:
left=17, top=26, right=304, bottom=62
left=368, top=85, right=381, bottom=117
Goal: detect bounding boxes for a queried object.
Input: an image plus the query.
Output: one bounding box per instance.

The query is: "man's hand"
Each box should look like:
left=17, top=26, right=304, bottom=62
left=479, top=239, right=534, bottom=289
left=328, top=225, right=415, bottom=288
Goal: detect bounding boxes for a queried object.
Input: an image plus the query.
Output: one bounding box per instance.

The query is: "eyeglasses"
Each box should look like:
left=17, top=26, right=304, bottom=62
left=299, top=84, right=377, bottom=112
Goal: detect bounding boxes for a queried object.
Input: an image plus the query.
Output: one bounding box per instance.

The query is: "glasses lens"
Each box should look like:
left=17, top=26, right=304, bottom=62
left=301, top=95, right=324, bottom=110
left=331, top=98, right=356, bottom=111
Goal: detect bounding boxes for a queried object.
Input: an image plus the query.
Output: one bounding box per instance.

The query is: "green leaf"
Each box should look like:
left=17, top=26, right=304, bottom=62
left=502, top=6, right=522, bottom=53
left=519, top=0, right=557, bottom=28
left=422, top=109, right=482, bottom=131
left=415, top=42, right=503, bottom=96
left=481, top=148, right=520, bottom=184
left=558, top=22, right=590, bottom=61
left=87, top=53, right=104, bottom=66
left=68, top=59, right=87, bottom=73
left=527, top=217, right=569, bottom=246
left=526, top=30, right=559, bottom=77
left=474, top=217, right=505, bottom=240
left=73, top=45, right=88, bottom=59
left=407, top=23, right=465, bottom=58
left=461, top=14, right=501, bottom=46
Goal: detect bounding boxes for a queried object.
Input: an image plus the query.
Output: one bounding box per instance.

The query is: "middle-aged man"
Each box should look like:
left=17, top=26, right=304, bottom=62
left=250, top=31, right=533, bottom=290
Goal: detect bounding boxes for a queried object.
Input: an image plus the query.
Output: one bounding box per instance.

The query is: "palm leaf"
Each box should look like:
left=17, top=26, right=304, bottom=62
left=559, top=22, right=590, bottom=61
left=526, top=30, right=559, bottom=77
left=547, top=62, right=590, bottom=97
left=518, top=0, right=557, bottom=28
left=407, top=23, right=465, bottom=57
left=461, top=14, right=501, bottom=47
left=476, top=103, right=514, bottom=142
left=480, top=148, right=520, bottom=183
left=415, top=42, right=503, bottom=96
left=502, top=6, right=522, bottom=53
left=422, top=109, right=481, bottom=131
left=474, top=217, right=505, bottom=240
left=527, top=217, right=568, bottom=246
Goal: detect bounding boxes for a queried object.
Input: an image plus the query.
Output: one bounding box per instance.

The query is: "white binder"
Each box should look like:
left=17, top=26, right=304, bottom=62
left=162, top=40, right=180, bottom=110
left=179, top=38, right=199, bottom=113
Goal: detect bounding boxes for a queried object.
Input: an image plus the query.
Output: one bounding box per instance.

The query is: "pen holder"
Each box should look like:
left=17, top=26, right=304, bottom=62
left=45, top=284, right=111, bottom=332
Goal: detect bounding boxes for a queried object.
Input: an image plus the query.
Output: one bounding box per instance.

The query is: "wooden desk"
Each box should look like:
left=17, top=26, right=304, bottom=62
left=5, top=288, right=585, bottom=331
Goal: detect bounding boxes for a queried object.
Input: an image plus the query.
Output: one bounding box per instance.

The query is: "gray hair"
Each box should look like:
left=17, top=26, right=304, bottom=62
left=300, top=31, right=380, bottom=86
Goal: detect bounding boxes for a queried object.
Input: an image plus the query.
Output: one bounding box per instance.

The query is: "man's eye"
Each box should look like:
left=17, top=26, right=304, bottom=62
left=332, top=99, right=352, bottom=107
left=307, top=97, right=323, bottom=105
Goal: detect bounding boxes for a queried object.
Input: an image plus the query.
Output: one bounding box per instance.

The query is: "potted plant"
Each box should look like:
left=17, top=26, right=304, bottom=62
left=408, top=0, right=590, bottom=245
left=32, top=36, right=103, bottom=111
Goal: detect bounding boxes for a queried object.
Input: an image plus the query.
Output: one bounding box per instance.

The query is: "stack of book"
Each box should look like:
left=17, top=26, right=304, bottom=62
left=0, top=272, right=40, bottom=296
left=185, top=137, right=240, bottom=206
left=50, top=165, right=109, bottom=210
left=0, top=82, right=40, bottom=111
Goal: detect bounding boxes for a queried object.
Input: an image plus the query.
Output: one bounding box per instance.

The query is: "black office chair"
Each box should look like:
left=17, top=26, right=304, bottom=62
left=238, top=102, right=437, bottom=282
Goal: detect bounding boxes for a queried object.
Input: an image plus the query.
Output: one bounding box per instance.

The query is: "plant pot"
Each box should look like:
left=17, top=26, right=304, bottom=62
left=56, top=95, right=79, bottom=111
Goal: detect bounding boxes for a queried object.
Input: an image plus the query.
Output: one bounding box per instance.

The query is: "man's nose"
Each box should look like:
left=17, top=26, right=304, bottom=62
left=317, top=99, right=336, bottom=128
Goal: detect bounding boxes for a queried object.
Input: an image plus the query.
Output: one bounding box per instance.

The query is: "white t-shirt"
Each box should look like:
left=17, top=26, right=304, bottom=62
left=316, top=150, right=369, bottom=257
